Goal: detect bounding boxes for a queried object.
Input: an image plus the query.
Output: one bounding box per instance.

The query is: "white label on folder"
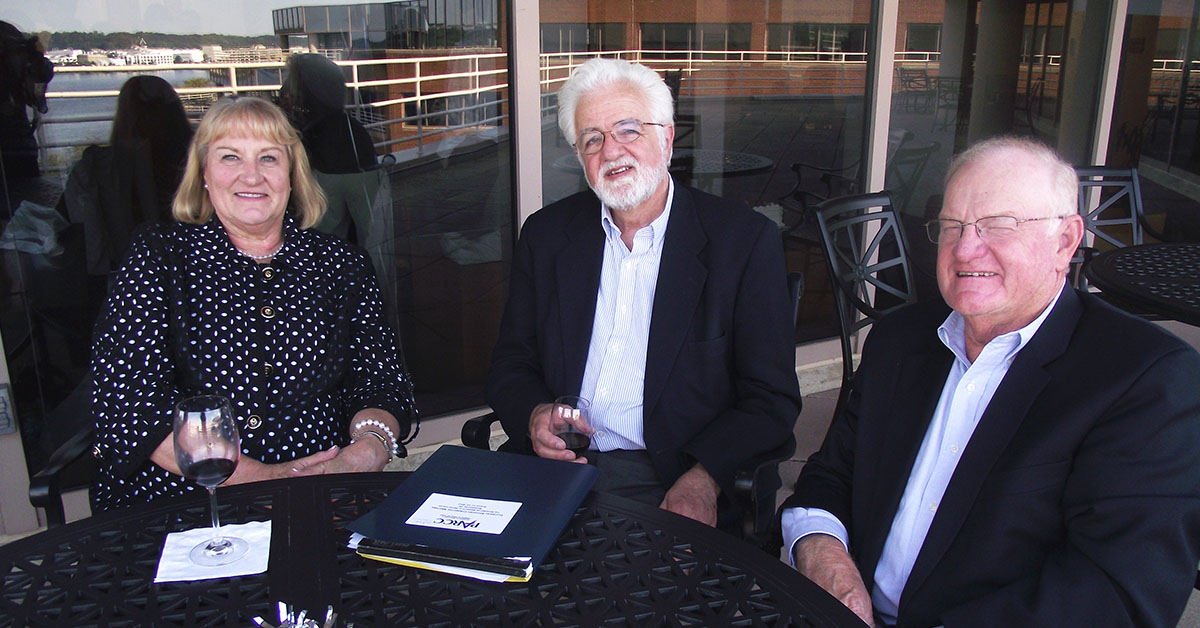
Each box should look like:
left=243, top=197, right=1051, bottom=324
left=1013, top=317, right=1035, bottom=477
left=405, top=493, right=522, bottom=535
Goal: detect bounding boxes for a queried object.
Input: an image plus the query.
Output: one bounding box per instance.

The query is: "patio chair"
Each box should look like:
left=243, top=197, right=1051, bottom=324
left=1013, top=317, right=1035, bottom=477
left=896, top=67, right=933, bottom=113
left=931, top=77, right=968, bottom=132
left=462, top=271, right=806, bottom=552
left=783, top=128, right=914, bottom=229
left=1072, top=167, right=1167, bottom=290
left=884, top=140, right=940, bottom=215
left=813, top=191, right=918, bottom=422
left=664, top=70, right=698, bottom=149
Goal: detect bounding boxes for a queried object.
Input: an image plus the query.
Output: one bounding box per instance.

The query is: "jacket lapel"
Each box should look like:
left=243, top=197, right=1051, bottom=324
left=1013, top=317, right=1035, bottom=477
left=555, top=198, right=605, bottom=396
left=901, top=287, right=1082, bottom=604
left=857, top=343, right=953, bottom=579
left=644, top=185, right=708, bottom=421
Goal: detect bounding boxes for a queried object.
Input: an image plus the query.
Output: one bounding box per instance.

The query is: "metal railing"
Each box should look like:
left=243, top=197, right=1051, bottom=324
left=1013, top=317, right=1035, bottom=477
left=36, top=49, right=1199, bottom=166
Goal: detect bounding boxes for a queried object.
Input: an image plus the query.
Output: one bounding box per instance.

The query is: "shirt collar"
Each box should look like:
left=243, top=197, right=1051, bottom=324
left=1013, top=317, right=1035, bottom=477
left=600, top=176, right=674, bottom=249
left=938, top=284, right=1064, bottom=365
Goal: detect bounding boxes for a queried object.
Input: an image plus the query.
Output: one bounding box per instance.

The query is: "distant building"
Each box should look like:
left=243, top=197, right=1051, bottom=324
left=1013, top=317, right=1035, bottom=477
left=272, top=1, right=499, bottom=55
left=46, top=49, right=83, bottom=65
left=121, top=47, right=203, bottom=65
left=210, top=45, right=286, bottom=64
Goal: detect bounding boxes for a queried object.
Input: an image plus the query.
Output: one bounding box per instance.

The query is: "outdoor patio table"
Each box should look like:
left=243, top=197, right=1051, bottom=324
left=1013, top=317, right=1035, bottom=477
left=0, top=471, right=865, bottom=627
left=1084, top=242, right=1200, bottom=326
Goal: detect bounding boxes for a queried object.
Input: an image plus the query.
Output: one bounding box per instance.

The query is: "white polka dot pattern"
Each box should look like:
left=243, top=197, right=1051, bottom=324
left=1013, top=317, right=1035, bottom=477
left=90, top=215, right=411, bottom=511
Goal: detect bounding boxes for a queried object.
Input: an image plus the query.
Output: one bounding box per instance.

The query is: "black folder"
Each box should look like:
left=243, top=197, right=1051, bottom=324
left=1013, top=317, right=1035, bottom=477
left=347, top=445, right=598, bottom=580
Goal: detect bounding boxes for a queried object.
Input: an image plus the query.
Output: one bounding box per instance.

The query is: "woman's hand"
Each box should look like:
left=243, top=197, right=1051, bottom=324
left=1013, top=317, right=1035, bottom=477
left=306, top=439, right=390, bottom=474
left=230, top=447, right=341, bottom=484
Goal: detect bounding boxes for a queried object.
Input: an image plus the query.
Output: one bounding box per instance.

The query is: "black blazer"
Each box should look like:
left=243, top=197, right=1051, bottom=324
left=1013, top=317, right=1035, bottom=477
left=486, top=182, right=802, bottom=495
left=785, top=286, right=1200, bottom=627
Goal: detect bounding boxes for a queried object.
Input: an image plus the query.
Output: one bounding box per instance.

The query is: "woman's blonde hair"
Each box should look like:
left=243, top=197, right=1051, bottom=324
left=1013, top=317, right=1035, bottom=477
left=173, top=96, right=326, bottom=228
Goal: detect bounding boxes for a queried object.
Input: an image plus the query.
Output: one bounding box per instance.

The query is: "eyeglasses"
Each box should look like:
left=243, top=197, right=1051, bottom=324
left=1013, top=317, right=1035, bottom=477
left=575, top=120, right=667, bottom=155
left=924, top=215, right=1073, bottom=244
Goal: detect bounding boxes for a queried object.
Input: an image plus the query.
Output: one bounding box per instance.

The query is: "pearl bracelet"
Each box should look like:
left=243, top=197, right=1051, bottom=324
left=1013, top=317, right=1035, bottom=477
left=351, top=418, right=398, bottom=460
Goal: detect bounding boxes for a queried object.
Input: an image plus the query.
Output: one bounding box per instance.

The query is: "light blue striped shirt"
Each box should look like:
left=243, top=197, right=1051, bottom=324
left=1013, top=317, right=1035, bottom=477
left=578, top=179, right=675, bottom=451
left=783, top=288, right=1062, bottom=625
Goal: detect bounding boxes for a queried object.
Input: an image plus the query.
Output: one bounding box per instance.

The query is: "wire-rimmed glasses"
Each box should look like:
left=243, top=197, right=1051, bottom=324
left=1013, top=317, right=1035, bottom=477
left=924, top=215, right=1072, bottom=244
left=574, top=119, right=668, bottom=155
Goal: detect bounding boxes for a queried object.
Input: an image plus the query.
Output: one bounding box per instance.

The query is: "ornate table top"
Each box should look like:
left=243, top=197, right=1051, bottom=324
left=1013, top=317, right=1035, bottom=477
left=1, top=472, right=863, bottom=627
left=1084, top=242, right=1200, bottom=326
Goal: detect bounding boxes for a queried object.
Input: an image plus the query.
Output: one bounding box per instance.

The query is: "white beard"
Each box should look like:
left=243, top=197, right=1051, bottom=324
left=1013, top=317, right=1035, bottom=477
left=590, top=155, right=670, bottom=211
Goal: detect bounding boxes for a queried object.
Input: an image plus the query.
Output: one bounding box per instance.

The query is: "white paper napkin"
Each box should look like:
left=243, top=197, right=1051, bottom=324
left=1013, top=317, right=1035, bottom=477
left=155, top=520, right=272, bottom=583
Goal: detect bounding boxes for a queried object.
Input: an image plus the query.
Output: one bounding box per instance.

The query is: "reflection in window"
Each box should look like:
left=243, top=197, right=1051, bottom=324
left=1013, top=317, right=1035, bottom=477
left=906, top=24, right=941, bottom=52
left=767, top=23, right=868, bottom=54
left=642, top=23, right=751, bottom=59
left=542, top=23, right=625, bottom=52
left=274, top=1, right=499, bottom=53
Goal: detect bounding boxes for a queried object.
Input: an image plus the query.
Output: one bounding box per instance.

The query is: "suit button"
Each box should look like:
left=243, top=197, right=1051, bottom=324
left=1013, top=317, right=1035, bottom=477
left=246, top=415, right=263, bottom=430
left=261, top=363, right=275, bottom=376
left=260, top=305, right=276, bottom=319
left=262, top=267, right=275, bottom=280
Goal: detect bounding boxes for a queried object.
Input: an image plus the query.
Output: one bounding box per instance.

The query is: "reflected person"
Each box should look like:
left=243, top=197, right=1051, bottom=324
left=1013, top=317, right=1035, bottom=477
left=91, top=97, right=413, bottom=511
left=781, top=136, right=1200, bottom=627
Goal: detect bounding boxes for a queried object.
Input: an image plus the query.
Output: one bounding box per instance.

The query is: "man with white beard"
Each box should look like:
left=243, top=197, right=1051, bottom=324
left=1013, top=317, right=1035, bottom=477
left=486, top=58, right=801, bottom=529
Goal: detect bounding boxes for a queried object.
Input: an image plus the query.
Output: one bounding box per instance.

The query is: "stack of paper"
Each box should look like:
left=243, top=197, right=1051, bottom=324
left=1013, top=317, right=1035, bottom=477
left=347, top=445, right=598, bottom=582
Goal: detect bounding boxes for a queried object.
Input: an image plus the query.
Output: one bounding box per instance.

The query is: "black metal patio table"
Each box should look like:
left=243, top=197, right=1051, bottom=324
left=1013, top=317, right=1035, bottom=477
left=1083, top=242, right=1200, bottom=326
left=0, top=472, right=865, bottom=627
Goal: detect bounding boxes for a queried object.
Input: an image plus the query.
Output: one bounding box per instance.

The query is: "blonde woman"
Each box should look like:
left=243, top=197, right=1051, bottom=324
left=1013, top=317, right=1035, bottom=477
left=91, top=96, right=411, bottom=511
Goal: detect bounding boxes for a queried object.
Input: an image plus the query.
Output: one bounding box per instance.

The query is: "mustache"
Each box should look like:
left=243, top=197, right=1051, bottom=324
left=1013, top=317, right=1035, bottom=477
left=601, top=156, right=639, bottom=173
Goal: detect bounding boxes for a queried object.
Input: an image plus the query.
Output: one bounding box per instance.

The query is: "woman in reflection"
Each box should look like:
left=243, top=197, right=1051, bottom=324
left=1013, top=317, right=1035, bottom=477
left=90, top=96, right=412, bottom=511
left=59, top=75, right=192, bottom=278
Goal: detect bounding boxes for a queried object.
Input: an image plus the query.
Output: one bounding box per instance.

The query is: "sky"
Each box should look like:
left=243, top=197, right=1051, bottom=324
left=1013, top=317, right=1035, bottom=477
left=1, top=0, right=370, bottom=37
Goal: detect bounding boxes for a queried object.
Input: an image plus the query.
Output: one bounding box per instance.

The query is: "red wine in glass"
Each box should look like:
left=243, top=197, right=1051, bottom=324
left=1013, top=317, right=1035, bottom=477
left=173, top=395, right=249, bottom=566
left=182, top=458, right=237, bottom=488
left=558, top=431, right=592, bottom=457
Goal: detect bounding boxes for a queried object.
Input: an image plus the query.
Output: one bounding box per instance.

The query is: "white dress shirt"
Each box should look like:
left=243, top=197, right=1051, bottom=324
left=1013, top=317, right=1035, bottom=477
left=782, top=289, right=1062, bottom=624
left=578, top=180, right=675, bottom=451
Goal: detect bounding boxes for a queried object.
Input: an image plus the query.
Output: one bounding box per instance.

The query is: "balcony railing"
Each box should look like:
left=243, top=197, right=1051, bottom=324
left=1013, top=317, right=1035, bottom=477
left=35, top=49, right=1198, bottom=171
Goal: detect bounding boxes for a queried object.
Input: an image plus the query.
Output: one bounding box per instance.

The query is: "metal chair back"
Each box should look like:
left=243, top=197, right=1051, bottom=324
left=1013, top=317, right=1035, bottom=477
left=1073, top=167, right=1165, bottom=289
left=1076, top=166, right=1151, bottom=249
left=885, top=140, right=940, bottom=215
left=815, top=191, right=918, bottom=386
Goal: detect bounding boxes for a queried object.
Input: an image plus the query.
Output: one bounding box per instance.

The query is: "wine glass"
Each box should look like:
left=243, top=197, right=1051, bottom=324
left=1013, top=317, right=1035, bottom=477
left=552, top=396, right=593, bottom=458
left=173, top=395, right=249, bottom=566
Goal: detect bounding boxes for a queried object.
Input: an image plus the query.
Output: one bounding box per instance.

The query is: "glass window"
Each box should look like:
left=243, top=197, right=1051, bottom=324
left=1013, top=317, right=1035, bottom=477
left=907, top=23, right=941, bottom=52
left=329, top=5, right=351, bottom=30
left=1111, top=0, right=1200, bottom=241
left=2, top=1, right=513, bottom=491
left=767, top=23, right=868, bottom=54
left=591, top=23, right=626, bottom=51
left=542, top=1, right=870, bottom=344
left=542, top=24, right=589, bottom=53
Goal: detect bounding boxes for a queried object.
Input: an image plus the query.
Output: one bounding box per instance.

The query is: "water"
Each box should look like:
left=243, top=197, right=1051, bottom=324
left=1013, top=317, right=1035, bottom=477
left=39, top=69, right=211, bottom=169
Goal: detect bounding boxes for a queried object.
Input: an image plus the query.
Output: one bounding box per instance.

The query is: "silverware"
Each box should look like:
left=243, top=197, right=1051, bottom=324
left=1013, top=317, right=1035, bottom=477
left=255, top=603, right=337, bottom=627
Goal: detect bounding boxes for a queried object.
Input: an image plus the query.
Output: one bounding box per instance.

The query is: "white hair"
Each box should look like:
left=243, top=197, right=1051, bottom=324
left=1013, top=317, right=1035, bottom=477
left=556, top=58, right=675, bottom=144
left=947, top=135, right=1078, bottom=218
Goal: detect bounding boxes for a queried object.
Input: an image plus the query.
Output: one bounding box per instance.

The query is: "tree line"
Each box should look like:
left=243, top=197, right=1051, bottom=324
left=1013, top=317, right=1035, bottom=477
left=39, top=31, right=278, bottom=51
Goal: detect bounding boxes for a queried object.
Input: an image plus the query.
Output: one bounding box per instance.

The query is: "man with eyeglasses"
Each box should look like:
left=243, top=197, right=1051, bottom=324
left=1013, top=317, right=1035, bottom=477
left=487, top=58, right=801, bottom=528
left=781, top=136, right=1200, bottom=627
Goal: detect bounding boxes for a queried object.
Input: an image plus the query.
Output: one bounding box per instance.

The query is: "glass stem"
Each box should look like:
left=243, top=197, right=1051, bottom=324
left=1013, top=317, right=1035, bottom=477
left=207, top=486, right=225, bottom=545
